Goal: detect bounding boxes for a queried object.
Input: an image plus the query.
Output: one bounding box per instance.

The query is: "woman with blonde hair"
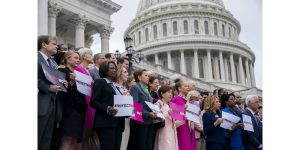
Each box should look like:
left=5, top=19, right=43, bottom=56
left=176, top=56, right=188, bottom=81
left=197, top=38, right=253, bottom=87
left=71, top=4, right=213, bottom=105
left=202, top=95, right=226, bottom=150
left=114, top=64, right=130, bottom=150
left=58, top=50, right=87, bottom=150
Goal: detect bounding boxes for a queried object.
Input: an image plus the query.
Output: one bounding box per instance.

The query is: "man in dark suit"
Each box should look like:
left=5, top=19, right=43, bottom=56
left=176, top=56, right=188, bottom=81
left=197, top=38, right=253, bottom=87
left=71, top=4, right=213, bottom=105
left=89, top=53, right=105, bottom=80
left=232, top=92, right=243, bottom=117
left=38, top=35, right=63, bottom=150
left=243, top=95, right=262, bottom=150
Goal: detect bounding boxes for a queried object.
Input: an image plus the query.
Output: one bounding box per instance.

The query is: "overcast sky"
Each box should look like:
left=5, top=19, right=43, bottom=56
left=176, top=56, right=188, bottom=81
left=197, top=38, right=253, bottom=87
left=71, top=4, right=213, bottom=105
left=90, top=0, right=262, bottom=89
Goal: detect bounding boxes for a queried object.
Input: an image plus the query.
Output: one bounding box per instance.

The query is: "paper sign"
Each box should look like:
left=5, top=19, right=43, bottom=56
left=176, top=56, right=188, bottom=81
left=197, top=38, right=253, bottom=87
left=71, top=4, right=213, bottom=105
left=185, top=103, right=200, bottom=124
left=114, top=95, right=134, bottom=117
left=220, top=111, right=241, bottom=130
left=74, top=70, right=93, bottom=96
left=41, top=62, right=67, bottom=92
left=144, top=101, right=165, bottom=119
left=243, top=114, right=254, bottom=132
left=130, top=101, right=144, bottom=122
left=169, top=102, right=185, bottom=122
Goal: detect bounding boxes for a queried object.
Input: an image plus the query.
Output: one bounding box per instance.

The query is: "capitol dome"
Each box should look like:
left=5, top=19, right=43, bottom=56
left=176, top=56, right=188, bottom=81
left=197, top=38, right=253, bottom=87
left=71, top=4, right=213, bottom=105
left=124, top=0, right=257, bottom=91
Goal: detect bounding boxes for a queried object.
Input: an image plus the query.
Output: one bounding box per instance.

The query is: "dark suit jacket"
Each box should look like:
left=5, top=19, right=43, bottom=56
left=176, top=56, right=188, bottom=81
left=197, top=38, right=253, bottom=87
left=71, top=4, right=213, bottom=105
left=129, top=83, right=154, bottom=125
left=232, top=105, right=243, bottom=118
left=88, top=67, right=101, bottom=80
left=203, top=112, right=226, bottom=145
left=243, top=108, right=262, bottom=150
left=90, top=78, right=124, bottom=130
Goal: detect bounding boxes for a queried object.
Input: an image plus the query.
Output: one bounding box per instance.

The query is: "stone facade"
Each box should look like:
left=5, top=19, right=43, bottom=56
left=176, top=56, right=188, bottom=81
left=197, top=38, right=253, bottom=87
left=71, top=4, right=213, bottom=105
left=125, top=0, right=262, bottom=100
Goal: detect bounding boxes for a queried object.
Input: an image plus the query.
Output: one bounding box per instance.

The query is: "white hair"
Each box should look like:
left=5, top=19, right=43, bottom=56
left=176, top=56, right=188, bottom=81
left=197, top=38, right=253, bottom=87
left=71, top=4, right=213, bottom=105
left=245, top=95, right=257, bottom=106
left=77, top=47, right=93, bottom=61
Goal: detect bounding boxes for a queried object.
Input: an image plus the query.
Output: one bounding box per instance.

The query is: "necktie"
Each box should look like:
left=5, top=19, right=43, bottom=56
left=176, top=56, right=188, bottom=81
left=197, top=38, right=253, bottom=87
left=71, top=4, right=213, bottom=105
left=47, top=58, right=57, bottom=101
left=47, top=58, right=55, bottom=69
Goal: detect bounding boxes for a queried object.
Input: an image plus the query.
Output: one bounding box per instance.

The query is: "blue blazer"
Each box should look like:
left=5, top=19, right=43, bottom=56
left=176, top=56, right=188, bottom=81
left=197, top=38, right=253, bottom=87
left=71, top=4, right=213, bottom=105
left=243, top=109, right=262, bottom=150
left=203, top=111, right=226, bottom=144
left=222, top=108, right=245, bottom=149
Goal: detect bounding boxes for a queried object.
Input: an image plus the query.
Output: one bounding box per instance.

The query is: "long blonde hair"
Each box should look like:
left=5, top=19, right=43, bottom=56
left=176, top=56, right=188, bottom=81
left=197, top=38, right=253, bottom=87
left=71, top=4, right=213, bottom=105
left=115, top=64, right=125, bottom=83
left=204, top=95, right=219, bottom=114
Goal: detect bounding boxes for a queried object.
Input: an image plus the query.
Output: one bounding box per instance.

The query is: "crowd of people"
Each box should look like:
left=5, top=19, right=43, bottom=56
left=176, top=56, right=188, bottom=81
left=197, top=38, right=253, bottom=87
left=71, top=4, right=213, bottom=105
left=38, top=35, right=263, bottom=150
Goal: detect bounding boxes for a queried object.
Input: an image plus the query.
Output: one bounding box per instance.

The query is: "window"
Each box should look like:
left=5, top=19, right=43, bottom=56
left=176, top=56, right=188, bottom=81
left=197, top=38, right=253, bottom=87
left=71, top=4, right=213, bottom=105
left=153, top=25, right=157, bottom=39
left=199, top=58, right=204, bottom=78
left=186, top=58, right=192, bottom=77
left=204, top=21, right=209, bottom=35
left=228, top=27, right=231, bottom=38
left=163, top=23, right=167, bottom=36
left=194, top=20, right=199, bottom=34
left=173, top=21, right=178, bottom=35
left=174, top=59, right=180, bottom=73
left=227, top=61, right=232, bottom=81
left=214, top=22, right=218, bottom=36
left=133, top=35, right=135, bottom=46
left=145, top=28, right=149, bottom=42
left=184, top=20, right=188, bottom=34
left=211, top=58, right=215, bottom=79
left=222, top=24, right=225, bottom=37
left=138, top=31, right=141, bottom=44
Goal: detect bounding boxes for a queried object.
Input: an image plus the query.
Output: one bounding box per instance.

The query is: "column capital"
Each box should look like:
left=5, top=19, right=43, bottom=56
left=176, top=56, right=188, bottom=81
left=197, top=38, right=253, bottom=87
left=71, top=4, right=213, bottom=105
left=98, top=25, right=114, bottom=39
left=72, top=14, right=89, bottom=29
left=85, top=34, right=94, bottom=48
left=48, top=0, right=62, bottom=18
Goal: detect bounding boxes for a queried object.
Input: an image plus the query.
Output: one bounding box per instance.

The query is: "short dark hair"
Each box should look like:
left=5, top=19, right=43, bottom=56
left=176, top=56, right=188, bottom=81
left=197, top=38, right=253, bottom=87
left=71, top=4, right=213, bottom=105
left=105, top=53, right=113, bottom=59
left=133, top=69, right=147, bottom=82
left=149, top=76, right=158, bottom=84
left=220, top=93, right=235, bottom=109
left=99, top=61, right=117, bottom=78
left=158, top=85, right=172, bottom=99
left=174, top=78, right=183, bottom=92
left=118, top=57, right=129, bottom=64
left=38, top=35, right=56, bottom=51
left=201, top=92, right=209, bottom=96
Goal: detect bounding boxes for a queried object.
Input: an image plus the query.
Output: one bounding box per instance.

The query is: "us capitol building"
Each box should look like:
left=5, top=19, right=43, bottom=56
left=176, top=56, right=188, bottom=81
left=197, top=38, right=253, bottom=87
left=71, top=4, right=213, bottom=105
left=38, top=0, right=262, bottom=100
left=125, top=0, right=262, bottom=100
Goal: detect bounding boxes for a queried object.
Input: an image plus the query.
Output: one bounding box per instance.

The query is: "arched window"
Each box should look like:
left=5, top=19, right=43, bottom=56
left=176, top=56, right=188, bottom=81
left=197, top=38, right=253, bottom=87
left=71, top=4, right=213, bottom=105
left=133, top=35, right=135, bottom=46
left=204, top=21, right=209, bottom=35
left=145, top=28, right=149, bottom=42
left=222, top=24, right=225, bottom=37
left=228, top=27, right=231, bottom=38
left=173, top=21, right=178, bottom=35
left=184, top=20, right=188, bottom=34
left=186, top=58, right=193, bottom=77
left=199, top=58, right=204, bottom=78
left=153, top=25, right=157, bottom=39
left=194, top=20, right=199, bottom=34
left=138, top=31, right=141, bottom=44
left=214, top=22, right=218, bottom=36
left=163, top=23, right=167, bottom=36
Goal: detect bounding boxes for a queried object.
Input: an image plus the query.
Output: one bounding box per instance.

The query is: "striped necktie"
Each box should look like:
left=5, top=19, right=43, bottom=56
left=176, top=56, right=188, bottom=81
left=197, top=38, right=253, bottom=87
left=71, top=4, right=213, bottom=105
left=47, top=58, right=55, bottom=69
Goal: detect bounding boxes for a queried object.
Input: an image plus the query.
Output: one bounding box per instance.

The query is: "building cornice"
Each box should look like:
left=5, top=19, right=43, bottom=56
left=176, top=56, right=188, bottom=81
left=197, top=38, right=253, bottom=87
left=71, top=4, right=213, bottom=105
left=133, top=35, right=255, bottom=61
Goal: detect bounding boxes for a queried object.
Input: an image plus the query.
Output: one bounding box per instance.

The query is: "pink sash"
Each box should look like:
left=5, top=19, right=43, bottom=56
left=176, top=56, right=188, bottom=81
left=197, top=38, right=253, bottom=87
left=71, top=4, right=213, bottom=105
left=75, top=65, right=95, bottom=128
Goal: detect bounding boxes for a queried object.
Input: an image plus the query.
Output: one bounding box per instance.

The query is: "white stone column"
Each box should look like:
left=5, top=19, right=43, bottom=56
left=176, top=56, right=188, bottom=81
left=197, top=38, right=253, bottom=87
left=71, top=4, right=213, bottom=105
left=38, top=0, right=48, bottom=35
left=213, top=57, right=220, bottom=80
left=73, top=14, right=88, bottom=48
left=238, top=55, right=246, bottom=84
left=219, top=51, right=225, bottom=81
left=155, top=53, right=159, bottom=65
left=193, top=49, right=200, bottom=78
left=245, top=59, right=251, bottom=86
left=207, top=49, right=213, bottom=81
left=99, top=25, right=114, bottom=54
left=180, top=50, right=186, bottom=74
left=167, top=51, right=172, bottom=69
left=250, top=62, right=256, bottom=87
left=230, top=53, right=237, bottom=82
left=48, top=0, right=61, bottom=36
